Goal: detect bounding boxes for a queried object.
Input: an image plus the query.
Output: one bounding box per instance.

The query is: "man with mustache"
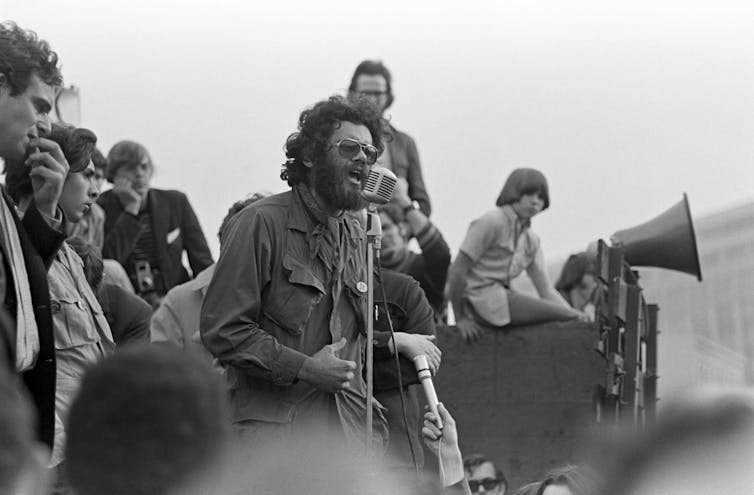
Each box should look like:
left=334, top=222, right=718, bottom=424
left=201, top=96, right=388, bottom=454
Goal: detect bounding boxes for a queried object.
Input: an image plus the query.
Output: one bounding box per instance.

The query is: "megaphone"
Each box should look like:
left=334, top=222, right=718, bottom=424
left=610, top=193, right=702, bottom=281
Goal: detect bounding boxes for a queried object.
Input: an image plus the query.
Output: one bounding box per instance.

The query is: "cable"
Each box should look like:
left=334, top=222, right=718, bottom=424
left=376, top=256, right=421, bottom=480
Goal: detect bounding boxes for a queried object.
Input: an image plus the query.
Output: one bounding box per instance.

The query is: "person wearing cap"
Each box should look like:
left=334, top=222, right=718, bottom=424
left=447, top=168, right=585, bottom=342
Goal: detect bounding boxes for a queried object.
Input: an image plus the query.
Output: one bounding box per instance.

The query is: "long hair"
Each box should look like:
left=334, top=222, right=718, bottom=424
left=496, top=168, right=550, bottom=211
left=5, top=123, right=97, bottom=202
left=0, top=21, right=62, bottom=95
left=280, top=95, right=384, bottom=187
left=348, top=59, right=394, bottom=109
left=555, top=252, right=596, bottom=294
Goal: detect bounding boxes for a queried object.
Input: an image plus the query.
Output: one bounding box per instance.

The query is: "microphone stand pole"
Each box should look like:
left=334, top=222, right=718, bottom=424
left=365, top=204, right=381, bottom=457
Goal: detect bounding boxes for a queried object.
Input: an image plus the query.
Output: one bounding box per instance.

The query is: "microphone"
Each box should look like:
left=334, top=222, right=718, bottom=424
left=413, top=355, right=442, bottom=428
left=362, top=166, right=397, bottom=205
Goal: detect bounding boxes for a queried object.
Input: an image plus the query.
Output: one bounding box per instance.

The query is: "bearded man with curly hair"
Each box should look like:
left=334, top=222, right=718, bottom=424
left=201, top=96, right=389, bottom=455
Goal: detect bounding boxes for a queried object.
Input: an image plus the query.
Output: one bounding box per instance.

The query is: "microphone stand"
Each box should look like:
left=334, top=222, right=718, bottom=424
left=365, top=203, right=381, bottom=457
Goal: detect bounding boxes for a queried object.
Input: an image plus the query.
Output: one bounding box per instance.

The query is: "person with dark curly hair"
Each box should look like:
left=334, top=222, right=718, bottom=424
left=201, top=95, right=389, bottom=455
left=6, top=123, right=116, bottom=492
left=0, top=21, right=68, bottom=452
left=348, top=60, right=432, bottom=217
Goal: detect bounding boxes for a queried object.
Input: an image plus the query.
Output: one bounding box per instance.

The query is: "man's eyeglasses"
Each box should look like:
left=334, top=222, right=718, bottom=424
left=358, top=90, right=388, bottom=96
left=468, top=478, right=504, bottom=493
left=332, top=138, right=379, bottom=165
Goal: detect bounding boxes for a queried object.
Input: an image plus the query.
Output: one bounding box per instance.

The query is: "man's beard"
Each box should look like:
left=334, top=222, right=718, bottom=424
left=311, top=157, right=367, bottom=212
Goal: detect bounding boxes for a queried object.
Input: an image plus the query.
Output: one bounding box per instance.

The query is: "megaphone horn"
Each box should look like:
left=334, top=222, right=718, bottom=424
left=611, top=193, right=703, bottom=281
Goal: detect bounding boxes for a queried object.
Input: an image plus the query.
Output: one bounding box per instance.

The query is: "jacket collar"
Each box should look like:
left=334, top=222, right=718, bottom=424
left=501, top=203, right=531, bottom=230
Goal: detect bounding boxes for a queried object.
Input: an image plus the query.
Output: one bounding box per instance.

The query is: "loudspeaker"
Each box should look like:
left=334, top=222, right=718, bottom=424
left=611, top=193, right=702, bottom=281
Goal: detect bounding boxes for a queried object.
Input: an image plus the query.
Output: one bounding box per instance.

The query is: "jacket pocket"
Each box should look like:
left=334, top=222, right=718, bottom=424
left=52, top=296, right=100, bottom=350
left=262, top=255, right=326, bottom=336
left=343, top=277, right=367, bottom=336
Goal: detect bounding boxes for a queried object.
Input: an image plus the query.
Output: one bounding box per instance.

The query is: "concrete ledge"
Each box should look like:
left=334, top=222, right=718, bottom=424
left=433, top=320, right=603, bottom=487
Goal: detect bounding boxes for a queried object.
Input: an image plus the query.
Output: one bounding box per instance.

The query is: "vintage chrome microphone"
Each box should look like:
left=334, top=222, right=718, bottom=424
left=362, top=166, right=397, bottom=254
left=361, top=166, right=396, bottom=455
left=413, top=355, right=442, bottom=428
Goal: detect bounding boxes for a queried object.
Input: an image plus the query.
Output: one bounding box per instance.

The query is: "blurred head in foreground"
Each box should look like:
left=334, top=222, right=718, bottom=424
left=537, top=465, right=598, bottom=495
left=65, top=345, right=231, bottom=495
left=0, top=362, right=50, bottom=495
left=597, top=387, right=754, bottom=495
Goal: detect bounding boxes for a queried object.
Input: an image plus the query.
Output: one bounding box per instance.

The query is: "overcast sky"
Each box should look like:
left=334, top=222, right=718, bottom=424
left=5, top=0, right=754, bottom=261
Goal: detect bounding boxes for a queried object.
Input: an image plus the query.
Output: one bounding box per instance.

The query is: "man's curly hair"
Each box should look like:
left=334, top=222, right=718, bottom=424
left=280, top=95, right=385, bottom=187
left=0, top=21, right=62, bottom=95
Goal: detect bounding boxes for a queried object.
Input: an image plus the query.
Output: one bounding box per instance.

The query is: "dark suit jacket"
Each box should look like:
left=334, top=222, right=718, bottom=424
left=97, top=188, right=214, bottom=295
left=1, top=187, right=66, bottom=448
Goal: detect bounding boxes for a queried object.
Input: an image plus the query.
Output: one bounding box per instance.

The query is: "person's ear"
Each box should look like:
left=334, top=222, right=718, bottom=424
left=302, top=150, right=316, bottom=169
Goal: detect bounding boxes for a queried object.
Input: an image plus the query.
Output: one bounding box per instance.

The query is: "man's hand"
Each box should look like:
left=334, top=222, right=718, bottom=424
left=113, top=176, right=142, bottom=215
left=393, top=333, right=441, bottom=375
left=26, top=137, right=69, bottom=218
left=392, top=177, right=412, bottom=209
left=422, top=402, right=458, bottom=455
left=422, top=402, right=465, bottom=487
left=456, top=318, right=484, bottom=343
left=298, top=338, right=357, bottom=393
left=574, top=310, right=591, bottom=322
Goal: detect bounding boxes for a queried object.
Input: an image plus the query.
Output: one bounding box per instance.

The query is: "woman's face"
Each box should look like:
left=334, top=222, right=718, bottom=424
left=511, top=192, right=545, bottom=220
left=60, top=161, right=98, bottom=223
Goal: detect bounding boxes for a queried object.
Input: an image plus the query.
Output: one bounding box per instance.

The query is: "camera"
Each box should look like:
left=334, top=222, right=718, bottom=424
left=134, top=260, right=156, bottom=294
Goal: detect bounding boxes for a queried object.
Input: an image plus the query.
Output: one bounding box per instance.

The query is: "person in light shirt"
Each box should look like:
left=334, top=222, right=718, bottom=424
left=447, top=168, right=585, bottom=342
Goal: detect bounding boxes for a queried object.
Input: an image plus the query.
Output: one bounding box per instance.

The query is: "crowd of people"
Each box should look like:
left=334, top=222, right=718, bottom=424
left=1, top=20, right=752, bottom=495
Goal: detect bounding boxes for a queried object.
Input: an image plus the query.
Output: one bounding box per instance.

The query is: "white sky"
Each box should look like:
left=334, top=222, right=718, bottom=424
left=5, top=0, right=754, bottom=261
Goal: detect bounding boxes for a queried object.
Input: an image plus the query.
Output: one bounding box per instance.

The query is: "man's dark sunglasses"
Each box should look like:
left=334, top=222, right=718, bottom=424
left=333, top=138, right=379, bottom=165
left=468, top=478, right=504, bottom=493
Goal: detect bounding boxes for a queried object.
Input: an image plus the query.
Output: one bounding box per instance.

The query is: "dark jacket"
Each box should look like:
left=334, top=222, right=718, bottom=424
left=381, top=221, right=451, bottom=321
left=371, top=269, right=437, bottom=469
left=385, top=125, right=432, bottom=216
left=97, top=188, right=214, bottom=296
left=1, top=187, right=67, bottom=448
left=97, top=284, right=152, bottom=346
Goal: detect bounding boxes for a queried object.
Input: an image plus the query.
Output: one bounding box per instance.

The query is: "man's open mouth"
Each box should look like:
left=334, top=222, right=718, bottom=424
left=348, top=168, right=364, bottom=185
